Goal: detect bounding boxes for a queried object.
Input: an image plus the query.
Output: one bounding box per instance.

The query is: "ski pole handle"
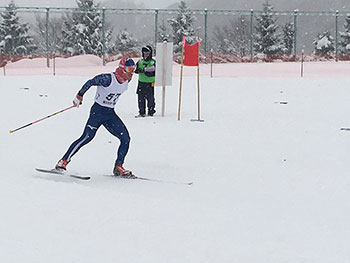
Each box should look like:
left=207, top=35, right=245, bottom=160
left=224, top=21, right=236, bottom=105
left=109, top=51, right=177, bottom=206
left=9, top=105, right=76, bottom=134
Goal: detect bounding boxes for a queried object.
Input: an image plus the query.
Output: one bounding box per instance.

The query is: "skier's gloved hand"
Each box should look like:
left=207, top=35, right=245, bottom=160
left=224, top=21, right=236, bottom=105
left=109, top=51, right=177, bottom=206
left=73, top=94, right=83, bottom=107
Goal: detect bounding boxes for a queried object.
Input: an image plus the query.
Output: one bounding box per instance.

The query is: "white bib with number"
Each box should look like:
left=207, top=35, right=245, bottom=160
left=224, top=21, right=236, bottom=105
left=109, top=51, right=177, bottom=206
left=94, top=73, right=128, bottom=108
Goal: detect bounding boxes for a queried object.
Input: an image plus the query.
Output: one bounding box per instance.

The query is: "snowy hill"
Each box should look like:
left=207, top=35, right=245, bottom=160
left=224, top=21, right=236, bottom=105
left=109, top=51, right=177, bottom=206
left=1, top=58, right=350, bottom=262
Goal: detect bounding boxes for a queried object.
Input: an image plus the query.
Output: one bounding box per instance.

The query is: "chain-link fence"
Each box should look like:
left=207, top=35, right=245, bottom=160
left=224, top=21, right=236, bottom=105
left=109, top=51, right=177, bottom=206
left=0, top=6, right=350, bottom=66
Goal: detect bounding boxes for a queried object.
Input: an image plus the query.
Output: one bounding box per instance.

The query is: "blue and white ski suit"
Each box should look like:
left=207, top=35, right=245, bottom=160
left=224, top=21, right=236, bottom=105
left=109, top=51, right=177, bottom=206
left=62, top=73, right=130, bottom=165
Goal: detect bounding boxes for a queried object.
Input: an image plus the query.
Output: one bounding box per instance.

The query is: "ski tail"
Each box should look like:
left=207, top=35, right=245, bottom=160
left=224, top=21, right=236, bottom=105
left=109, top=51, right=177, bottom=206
left=35, top=168, right=91, bottom=180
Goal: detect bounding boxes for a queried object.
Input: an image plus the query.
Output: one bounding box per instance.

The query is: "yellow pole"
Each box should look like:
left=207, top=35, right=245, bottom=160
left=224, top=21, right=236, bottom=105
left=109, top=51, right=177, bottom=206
left=177, top=39, right=185, bottom=121
left=197, top=64, right=200, bottom=120
left=162, top=41, right=167, bottom=117
left=197, top=41, right=201, bottom=121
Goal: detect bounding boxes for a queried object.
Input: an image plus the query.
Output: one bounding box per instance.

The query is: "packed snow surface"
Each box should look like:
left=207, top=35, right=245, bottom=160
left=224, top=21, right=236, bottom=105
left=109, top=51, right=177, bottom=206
left=1, top=57, right=350, bottom=262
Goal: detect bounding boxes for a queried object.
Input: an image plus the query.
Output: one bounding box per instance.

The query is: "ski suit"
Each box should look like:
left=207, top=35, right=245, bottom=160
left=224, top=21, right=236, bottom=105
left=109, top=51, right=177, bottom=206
left=62, top=73, right=130, bottom=165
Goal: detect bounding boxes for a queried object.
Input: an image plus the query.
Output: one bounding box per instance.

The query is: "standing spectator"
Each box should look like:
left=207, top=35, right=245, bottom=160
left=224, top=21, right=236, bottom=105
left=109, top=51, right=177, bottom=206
left=135, top=45, right=156, bottom=117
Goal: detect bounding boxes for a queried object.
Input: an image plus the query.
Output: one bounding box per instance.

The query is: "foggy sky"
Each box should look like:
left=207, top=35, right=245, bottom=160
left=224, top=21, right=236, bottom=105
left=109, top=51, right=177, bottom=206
left=0, top=0, right=349, bottom=11
left=0, top=0, right=175, bottom=8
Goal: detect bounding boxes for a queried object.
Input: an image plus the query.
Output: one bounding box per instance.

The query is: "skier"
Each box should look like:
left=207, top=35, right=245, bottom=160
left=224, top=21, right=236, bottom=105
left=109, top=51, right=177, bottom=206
left=55, top=57, right=136, bottom=177
left=135, top=45, right=156, bottom=117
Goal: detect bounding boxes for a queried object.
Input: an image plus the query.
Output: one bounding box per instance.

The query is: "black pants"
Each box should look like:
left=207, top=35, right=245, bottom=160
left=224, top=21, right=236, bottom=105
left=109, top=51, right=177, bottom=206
left=137, top=81, right=155, bottom=115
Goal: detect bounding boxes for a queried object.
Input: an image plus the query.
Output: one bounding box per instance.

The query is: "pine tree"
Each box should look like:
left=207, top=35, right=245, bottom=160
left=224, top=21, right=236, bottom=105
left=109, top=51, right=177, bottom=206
left=213, top=25, right=236, bottom=54
left=157, top=20, right=170, bottom=42
left=59, top=0, right=112, bottom=55
left=339, top=15, right=350, bottom=54
left=35, top=15, right=63, bottom=53
left=282, top=21, right=294, bottom=55
left=234, top=16, right=250, bottom=56
left=254, top=1, right=283, bottom=55
left=313, top=31, right=334, bottom=55
left=0, top=1, right=37, bottom=56
left=213, top=16, right=250, bottom=56
left=113, top=29, right=138, bottom=53
left=168, top=1, right=196, bottom=52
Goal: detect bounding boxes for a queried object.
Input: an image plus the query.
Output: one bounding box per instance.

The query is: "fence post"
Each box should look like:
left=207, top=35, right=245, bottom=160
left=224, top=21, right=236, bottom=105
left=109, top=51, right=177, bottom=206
left=154, top=9, right=159, bottom=47
left=301, top=49, right=304, bottom=77
left=204, top=8, right=208, bottom=60
left=335, top=10, right=339, bottom=62
left=250, top=9, right=254, bottom=61
left=46, top=7, right=50, bottom=68
left=293, top=9, right=298, bottom=59
left=210, top=49, right=213, bottom=78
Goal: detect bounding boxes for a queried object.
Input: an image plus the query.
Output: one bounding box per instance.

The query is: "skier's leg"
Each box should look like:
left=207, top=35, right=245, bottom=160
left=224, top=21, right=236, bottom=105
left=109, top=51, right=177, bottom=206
left=61, top=107, right=102, bottom=162
left=104, top=113, right=130, bottom=165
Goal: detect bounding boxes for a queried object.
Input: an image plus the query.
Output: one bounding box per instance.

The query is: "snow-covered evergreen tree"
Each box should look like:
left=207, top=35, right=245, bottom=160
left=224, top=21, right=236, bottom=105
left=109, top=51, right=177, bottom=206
left=113, top=29, right=138, bottom=53
left=168, top=1, right=196, bottom=52
left=234, top=16, right=250, bottom=56
left=254, top=1, right=284, bottom=55
left=282, top=21, right=294, bottom=54
left=339, top=15, right=350, bottom=54
left=59, top=0, right=112, bottom=55
left=213, top=16, right=250, bottom=56
left=0, top=1, right=37, bottom=56
left=213, top=25, right=236, bottom=54
left=35, top=15, right=63, bottom=53
left=157, top=20, right=171, bottom=42
left=313, top=31, right=334, bottom=55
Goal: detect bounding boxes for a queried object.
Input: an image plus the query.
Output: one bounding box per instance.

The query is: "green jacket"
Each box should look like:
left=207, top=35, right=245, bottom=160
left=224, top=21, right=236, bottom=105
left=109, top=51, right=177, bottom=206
left=135, top=58, right=156, bottom=83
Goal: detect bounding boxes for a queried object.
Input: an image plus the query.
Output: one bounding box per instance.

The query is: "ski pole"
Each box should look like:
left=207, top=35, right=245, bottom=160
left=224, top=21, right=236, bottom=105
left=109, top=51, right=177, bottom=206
left=9, top=105, right=76, bottom=134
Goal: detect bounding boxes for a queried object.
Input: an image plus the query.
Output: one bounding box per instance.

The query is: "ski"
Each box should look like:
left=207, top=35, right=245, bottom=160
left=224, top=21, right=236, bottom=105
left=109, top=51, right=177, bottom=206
left=109, top=174, right=193, bottom=185
left=35, top=168, right=91, bottom=180
left=35, top=168, right=192, bottom=185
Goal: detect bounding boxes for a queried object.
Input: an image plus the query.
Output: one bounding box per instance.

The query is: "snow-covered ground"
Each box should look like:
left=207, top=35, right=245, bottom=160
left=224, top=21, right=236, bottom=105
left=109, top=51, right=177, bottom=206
left=3, top=54, right=350, bottom=78
left=1, top=57, right=350, bottom=263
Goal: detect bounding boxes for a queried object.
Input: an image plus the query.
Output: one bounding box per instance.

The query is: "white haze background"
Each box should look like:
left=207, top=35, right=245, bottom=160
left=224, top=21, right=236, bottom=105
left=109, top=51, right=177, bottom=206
left=1, top=0, right=349, bottom=10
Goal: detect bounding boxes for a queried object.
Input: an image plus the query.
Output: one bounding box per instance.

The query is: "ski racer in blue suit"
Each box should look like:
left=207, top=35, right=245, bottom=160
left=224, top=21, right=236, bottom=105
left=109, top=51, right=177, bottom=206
left=55, top=58, right=136, bottom=177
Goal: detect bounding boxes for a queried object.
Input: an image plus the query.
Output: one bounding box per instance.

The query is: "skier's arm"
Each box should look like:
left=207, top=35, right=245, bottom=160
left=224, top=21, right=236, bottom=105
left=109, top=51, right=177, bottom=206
left=72, top=74, right=112, bottom=108
left=77, top=74, right=112, bottom=96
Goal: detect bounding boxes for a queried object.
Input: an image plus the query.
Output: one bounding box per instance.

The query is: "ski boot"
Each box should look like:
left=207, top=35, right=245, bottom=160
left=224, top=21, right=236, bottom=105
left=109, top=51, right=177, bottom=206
left=55, top=159, right=69, bottom=171
left=113, top=164, right=134, bottom=178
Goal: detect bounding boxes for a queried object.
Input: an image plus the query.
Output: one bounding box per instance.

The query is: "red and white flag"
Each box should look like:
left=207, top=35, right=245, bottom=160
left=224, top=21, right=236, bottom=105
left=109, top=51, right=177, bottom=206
left=183, top=36, right=201, bottom=66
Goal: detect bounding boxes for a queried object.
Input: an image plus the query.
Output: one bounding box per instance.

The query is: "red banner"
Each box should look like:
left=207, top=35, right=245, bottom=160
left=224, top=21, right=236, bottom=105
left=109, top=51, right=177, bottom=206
left=183, top=36, right=200, bottom=66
